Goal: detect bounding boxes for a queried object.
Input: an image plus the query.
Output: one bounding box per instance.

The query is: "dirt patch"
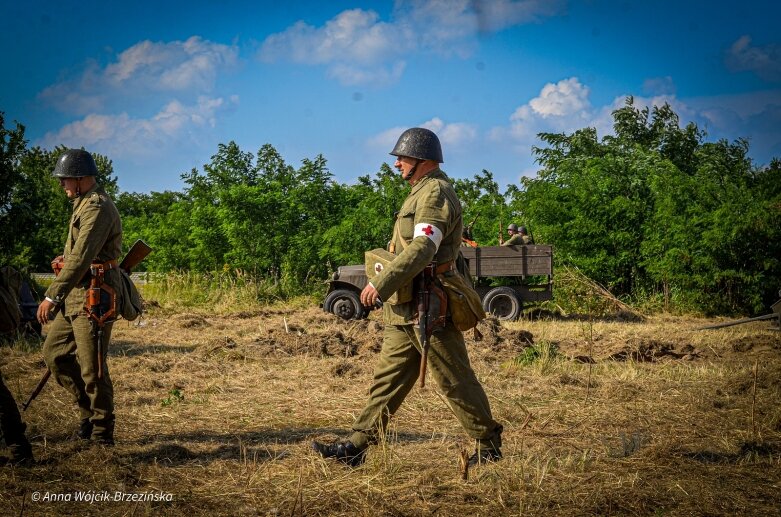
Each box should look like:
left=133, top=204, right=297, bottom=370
left=606, top=338, right=700, bottom=362
left=174, top=314, right=210, bottom=329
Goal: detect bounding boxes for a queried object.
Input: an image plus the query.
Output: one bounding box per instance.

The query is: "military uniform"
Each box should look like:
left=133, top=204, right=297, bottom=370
left=43, top=183, right=122, bottom=442
left=0, top=370, right=33, bottom=462
left=349, top=169, right=502, bottom=451
left=502, top=234, right=525, bottom=246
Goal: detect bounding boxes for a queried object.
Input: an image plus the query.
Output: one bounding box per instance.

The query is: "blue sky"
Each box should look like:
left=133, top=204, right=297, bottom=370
left=2, top=1, right=779, bottom=194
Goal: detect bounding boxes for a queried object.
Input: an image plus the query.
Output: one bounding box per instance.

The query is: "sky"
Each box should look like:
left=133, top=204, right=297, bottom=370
left=1, top=0, right=780, bottom=194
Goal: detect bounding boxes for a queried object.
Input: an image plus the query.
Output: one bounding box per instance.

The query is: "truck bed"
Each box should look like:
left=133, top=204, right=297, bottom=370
left=460, top=245, right=553, bottom=278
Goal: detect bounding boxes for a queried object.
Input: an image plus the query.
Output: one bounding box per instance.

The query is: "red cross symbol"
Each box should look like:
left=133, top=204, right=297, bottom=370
left=423, top=225, right=434, bottom=236
left=375, top=263, right=383, bottom=273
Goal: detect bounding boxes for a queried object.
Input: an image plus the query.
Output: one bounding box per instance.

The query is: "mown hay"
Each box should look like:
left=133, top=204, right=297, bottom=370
left=1, top=308, right=779, bottom=515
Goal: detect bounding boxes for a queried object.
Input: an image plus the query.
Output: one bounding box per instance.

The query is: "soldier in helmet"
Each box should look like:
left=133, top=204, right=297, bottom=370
left=36, top=149, right=122, bottom=445
left=518, top=226, right=534, bottom=245
left=312, top=128, right=503, bottom=467
left=502, top=224, right=534, bottom=246
left=501, top=223, right=523, bottom=246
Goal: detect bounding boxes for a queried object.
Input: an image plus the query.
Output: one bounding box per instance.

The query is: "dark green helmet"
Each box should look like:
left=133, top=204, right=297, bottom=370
left=507, top=223, right=518, bottom=232
left=53, top=149, right=98, bottom=178
left=389, top=128, right=443, bottom=163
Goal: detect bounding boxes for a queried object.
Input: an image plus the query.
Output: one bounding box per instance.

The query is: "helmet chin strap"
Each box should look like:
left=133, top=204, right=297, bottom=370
left=402, top=159, right=422, bottom=180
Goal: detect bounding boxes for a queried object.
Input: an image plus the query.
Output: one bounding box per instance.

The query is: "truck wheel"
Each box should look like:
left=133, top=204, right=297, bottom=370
left=482, top=287, right=522, bottom=321
left=324, top=289, right=366, bottom=320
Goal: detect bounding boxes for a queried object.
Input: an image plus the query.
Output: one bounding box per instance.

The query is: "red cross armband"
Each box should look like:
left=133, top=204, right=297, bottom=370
left=414, top=223, right=444, bottom=251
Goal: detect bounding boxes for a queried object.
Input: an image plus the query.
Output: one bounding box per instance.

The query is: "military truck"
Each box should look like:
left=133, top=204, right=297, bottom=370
left=323, top=244, right=553, bottom=321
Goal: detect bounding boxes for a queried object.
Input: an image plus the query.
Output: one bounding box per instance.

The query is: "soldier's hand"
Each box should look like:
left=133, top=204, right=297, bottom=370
left=37, top=299, right=56, bottom=325
left=360, top=283, right=380, bottom=308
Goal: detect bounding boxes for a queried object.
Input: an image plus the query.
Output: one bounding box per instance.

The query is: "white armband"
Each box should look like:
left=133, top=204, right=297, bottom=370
left=413, top=223, right=444, bottom=251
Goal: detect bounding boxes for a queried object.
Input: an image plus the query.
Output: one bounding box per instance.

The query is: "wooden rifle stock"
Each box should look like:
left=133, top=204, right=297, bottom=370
left=120, top=240, right=153, bottom=273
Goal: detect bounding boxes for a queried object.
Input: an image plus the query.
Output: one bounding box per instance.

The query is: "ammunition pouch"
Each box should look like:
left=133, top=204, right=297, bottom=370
left=365, top=248, right=412, bottom=305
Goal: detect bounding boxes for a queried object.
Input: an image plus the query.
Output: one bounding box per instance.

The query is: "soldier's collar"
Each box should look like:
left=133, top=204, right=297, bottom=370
left=72, top=183, right=100, bottom=207
left=410, top=168, right=445, bottom=192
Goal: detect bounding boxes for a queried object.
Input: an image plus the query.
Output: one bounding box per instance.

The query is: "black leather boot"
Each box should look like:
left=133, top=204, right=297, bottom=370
left=76, top=418, right=93, bottom=440
left=91, top=415, right=115, bottom=446
left=311, top=440, right=366, bottom=467
left=8, top=438, right=34, bottom=465
left=467, top=447, right=502, bottom=467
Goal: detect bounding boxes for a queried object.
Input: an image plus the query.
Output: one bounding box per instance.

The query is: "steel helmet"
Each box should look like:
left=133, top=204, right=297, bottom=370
left=52, top=149, right=98, bottom=178
left=389, top=128, right=443, bottom=163
left=507, top=223, right=519, bottom=232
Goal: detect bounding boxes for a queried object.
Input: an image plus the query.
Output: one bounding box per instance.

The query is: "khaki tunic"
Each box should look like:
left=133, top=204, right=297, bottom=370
left=372, top=169, right=462, bottom=325
left=502, top=234, right=525, bottom=246
left=45, top=185, right=122, bottom=314
left=350, top=169, right=502, bottom=451
left=43, top=184, right=122, bottom=439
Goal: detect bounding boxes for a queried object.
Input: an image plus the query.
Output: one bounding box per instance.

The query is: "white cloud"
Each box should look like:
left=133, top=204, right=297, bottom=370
left=37, top=96, right=238, bottom=159
left=368, top=117, right=477, bottom=156
left=327, top=61, right=407, bottom=87
left=725, top=35, right=781, bottom=82
left=527, top=77, right=591, bottom=118
left=39, top=36, right=239, bottom=114
left=643, top=76, right=676, bottom=96
left=421, top=117, right=478, bottom=147
left=258, top=0, right=564, bottom=85
left=505, top=77, right=593, bottom=142
left=496, top=76, right=781, bottom=171
left=259, top=9, right=404, bottom=65
left=471, top=0, right=567, bottom=32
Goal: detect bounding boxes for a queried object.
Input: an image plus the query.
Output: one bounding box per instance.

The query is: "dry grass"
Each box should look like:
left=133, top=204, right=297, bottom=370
left=1, top=302, right=780, bottom=516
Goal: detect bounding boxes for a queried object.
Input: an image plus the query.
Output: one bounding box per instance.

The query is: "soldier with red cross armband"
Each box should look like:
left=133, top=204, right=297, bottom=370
left=312, top=128, right=503, bottom=467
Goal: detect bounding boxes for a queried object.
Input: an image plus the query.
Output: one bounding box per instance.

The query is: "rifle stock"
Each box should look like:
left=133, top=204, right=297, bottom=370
left=120, top=240, right=152, bottom=273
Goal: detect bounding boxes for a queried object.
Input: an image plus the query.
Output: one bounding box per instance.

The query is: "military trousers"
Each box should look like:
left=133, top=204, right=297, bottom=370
left=43, top=313, right=114, bottom=439
left=0, top=371, right=28, bottom=446
left=350, top=322, right=502, bottom=450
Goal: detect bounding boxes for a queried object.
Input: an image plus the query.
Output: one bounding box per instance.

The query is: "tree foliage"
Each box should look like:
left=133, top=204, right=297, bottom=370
left=2, top=102, right=779, bottom=313
left=518, top=98, right=781, bottom=313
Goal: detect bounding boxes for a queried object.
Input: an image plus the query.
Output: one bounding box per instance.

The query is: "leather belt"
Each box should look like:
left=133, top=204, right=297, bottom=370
left=94, top=259, right=118, bottom=271
left=435, top=261, right=456, bottom=275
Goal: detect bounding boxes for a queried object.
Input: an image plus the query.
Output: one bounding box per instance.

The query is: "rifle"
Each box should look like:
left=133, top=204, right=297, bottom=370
left=22, top=367, right=51, bottom=412
left=498, top=219, right=504, bottom=245
left=120, top=239, right=153, bottom=274
left=416, top=263, right=447, bottom=388
left=24, top=240, right=153, bottom=408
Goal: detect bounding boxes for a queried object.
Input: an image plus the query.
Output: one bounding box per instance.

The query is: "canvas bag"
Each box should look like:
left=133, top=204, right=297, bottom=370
left=437, top=268, right=486, bottom=331
left=119, top=270, right=143, bottom=321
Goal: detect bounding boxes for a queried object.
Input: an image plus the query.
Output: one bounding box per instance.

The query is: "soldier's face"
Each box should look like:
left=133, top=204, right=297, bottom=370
left=59, top=177, right=81, bottom=198
left=395, top=156, right=417, bottom=179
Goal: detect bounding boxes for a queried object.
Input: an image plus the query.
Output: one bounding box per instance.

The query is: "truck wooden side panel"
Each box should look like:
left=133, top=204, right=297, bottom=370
left=460, top=245, right=553, bottom=278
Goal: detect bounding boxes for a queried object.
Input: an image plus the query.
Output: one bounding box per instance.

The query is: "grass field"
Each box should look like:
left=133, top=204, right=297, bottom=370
left=1, top=298, right=780, bottom=516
